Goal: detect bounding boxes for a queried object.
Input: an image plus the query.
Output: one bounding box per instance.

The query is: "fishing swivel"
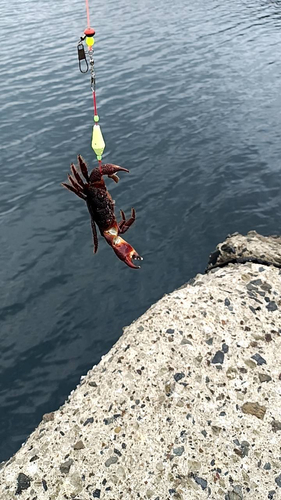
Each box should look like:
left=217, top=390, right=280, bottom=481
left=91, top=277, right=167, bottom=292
left=77, top=27, right=95, bottom=74
left=77, top=41, right=88, bottom=73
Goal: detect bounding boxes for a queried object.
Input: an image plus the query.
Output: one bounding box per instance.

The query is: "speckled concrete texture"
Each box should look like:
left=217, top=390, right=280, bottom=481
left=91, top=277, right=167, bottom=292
left=0, top=232, right=281, bottom=500
left=207, top=230, right=281, bottom=270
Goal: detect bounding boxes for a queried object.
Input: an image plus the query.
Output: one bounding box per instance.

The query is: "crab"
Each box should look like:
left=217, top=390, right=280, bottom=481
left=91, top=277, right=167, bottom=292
left=62, top=155, right=142, bottom=269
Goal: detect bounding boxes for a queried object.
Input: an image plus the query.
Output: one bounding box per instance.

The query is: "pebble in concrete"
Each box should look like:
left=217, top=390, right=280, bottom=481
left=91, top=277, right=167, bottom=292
left=0, top=232, right=280, bottom=499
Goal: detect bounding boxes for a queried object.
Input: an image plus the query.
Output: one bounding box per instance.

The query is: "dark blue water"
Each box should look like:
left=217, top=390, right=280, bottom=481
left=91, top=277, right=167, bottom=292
left=1, top=0, right=281, bottom=461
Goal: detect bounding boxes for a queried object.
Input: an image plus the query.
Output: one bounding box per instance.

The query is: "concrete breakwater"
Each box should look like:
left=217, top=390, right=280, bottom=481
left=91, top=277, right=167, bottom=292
left=0, top=231, right=280, bottom=500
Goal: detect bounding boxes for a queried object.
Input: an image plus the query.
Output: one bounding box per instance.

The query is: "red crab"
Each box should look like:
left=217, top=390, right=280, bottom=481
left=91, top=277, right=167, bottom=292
left=62, top=155, right=142, bottom=269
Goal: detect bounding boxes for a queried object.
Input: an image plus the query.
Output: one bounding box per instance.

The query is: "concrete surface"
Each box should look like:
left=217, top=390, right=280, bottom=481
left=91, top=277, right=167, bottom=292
left=0, top=232, right=280, bottom=500
left=207, top=230, right=281, bottom=271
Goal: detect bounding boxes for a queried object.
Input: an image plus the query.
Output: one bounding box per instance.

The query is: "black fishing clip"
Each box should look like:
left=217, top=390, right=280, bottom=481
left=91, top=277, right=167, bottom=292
left=77, top=37, right=88, bottom=73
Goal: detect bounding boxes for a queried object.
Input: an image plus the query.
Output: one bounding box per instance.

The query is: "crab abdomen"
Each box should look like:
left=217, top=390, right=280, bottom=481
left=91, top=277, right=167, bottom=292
left=86, top=186, right=116, bottom=232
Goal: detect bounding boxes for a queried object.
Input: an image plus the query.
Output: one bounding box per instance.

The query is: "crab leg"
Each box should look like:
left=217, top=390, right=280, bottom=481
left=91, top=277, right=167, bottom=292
left=61, top=182, right=86, bottom=200
left=68, top=174, right=84, bottom=193
left=118, top=208, right=136, bottom=235
left=78, top=155, right=90, bottom=182
left=71, top=164, right=85, bottom=188
left=91, top=220, right=98, bottom=254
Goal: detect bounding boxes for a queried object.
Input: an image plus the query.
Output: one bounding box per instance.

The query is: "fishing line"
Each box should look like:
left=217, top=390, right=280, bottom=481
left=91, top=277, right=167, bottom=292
left=77, top=0, right=105, bottom=171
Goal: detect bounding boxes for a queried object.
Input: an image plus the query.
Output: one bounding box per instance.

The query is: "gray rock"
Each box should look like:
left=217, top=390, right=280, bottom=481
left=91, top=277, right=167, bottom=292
left=180, top=338, right=192, bottom=345
left=42, top=412, right=55, bottom=422
left=105, top=456, right=118, bottom=467
left=211, top=351, right=225, bottom=364
left=173, top=446, right=184, bottom=456
left=240, top=441, right=250, bottom=457
left=174, top=372, right=185, bottom=382
left=251, top=353, right=267, bottom=365
left=103, top=417, right=114, bottom=425
left=88, top=381, right=97, bottom=387
left=241, top=402, right=266, bottom=420
left=194, top=476, right=208, bottom=490
left=207, top=231, right=281, bottom=270
left=266, top=301, right=278, bottom=312
left=84, top=417, right=94, bottom=425
left=268, top=491, right=276, bottom=499
left=16, top=473, right=31, bottom=494
left=226, top=489, right=243, bottom=500
left=272, top=420, right=281, bottom=433
left=233, top=485, right=243, bottom=497
left=73, top=440, right=85, bottom=450
left=258, top=373, right=272, bottom=383
left=250, top=279, right=262, bottom=286
left=275, top=474, right=281, bottom=487
left=222, top=343, right=229, bottom=353
left=59, top=459, right=74, bottom=474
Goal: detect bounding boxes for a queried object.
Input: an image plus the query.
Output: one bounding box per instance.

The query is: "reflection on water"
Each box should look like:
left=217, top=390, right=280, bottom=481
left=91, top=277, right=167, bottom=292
left=0, top=0, right=280, bottom=460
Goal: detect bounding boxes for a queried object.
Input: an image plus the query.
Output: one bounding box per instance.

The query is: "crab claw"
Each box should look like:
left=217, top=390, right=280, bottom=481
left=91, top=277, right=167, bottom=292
left=108, top=173, right=120, bottom=183
left=89, top=164, right=129, bottom=183
left=101, top=164, right=129, bottom=175
left=103, top=164, right=129, bottom=184
left=103, top=227, right=142, bottom=269
left=113, top=237, right=143, bottom=269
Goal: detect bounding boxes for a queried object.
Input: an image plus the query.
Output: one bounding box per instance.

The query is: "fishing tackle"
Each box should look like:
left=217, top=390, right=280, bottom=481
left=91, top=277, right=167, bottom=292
left=76, top=17, right=105, bottom=164
left=66, top=1, right=142, bottom=268
left=77, top=41, right=88, bottom=73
